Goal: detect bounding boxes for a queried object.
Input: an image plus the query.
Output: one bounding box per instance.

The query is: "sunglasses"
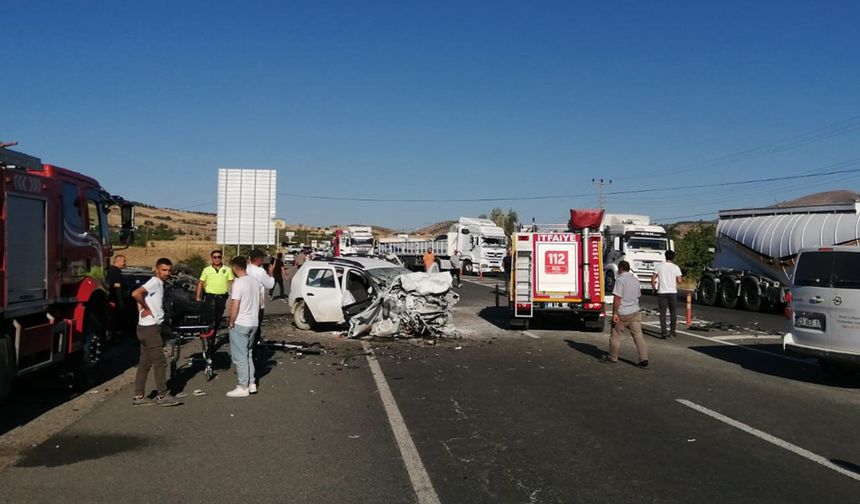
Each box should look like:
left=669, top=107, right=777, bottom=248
left=212, top=256, right=222, bottom=259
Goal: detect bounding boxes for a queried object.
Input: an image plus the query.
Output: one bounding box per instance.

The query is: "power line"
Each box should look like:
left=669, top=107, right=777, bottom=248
left=275, top=157, right=860, bottom=203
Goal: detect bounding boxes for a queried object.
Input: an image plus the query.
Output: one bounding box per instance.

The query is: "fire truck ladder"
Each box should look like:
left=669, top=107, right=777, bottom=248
left=513, top=245, right=533, bottom=318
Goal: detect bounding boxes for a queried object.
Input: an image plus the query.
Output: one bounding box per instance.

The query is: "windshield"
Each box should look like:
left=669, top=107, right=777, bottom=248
left=626, top=238, right=667, bottom=251
left=483, top=237, right=506, bottom=247
left=353, top=237, right=374, bottom=245
left=367, top=266, right=410, bottom=286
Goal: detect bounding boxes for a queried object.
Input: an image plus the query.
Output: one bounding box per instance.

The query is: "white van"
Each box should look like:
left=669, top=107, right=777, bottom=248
left=783, top=246, right=860, bottom=370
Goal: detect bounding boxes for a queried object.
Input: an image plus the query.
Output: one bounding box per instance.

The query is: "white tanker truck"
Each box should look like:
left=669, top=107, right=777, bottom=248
left=697, top=197, right=860, bottom=311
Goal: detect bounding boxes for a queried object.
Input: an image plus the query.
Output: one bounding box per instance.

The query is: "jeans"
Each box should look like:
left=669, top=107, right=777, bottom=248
left=657, top=293, right=678, bottom=336
left=229, top=324, right=257, bottom=387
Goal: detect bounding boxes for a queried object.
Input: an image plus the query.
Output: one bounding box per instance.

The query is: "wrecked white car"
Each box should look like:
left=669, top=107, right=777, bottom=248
left=288, top=257, right=409, bottom=330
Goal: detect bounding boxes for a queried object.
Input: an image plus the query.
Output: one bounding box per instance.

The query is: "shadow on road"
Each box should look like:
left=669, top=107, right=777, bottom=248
left=688, top=344, right=860, bottom=389
left=1, top=336, right=139, bottom=437
left=16, top=433, right=151, bottom=468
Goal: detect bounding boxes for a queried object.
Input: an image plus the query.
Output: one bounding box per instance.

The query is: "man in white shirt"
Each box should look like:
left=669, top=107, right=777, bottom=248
left=604, top=261, right=649, bottom=367
left=651, top=250, right=684, bottom=338
left=131, top=258, right=181, bottom=407
left=247, top=249, right=275, bottom=347
left=226, top=256, right=262, bottom=397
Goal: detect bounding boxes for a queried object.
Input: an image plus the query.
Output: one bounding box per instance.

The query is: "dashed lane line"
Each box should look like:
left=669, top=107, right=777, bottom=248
left=677, top=399, right=860, bottom=483
left=640, top=321, right=812, bottom=365
left=362, top=341, right=442, bottom=504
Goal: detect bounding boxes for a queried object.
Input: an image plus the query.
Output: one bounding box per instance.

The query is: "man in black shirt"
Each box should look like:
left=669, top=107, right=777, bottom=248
left=270, top=252, right=286, bottom=299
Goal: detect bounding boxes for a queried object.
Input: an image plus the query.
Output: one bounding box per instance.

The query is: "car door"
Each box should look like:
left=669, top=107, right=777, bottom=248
left=829, top=251, right=860, bottom=354
left=790, top=251, right=834, bottom=350
left=303, top=267, right=344, bottom=323
left=342, top=269, right=375, bottom=320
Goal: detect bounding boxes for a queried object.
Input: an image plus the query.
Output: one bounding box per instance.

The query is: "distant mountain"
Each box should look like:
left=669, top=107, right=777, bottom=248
left=774, top=190, right=860, bottom=208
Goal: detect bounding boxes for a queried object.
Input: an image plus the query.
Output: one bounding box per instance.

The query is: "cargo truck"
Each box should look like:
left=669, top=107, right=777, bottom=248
left=697, top=199, right=860, bottom=311
left=601, top=214, right=673, bottom=293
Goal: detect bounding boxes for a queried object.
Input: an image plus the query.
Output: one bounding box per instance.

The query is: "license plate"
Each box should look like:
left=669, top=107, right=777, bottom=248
left=795, top=311, right=826, bottom=331
left=546, top=302, right=566, bottom=308
left=642, top=262, right=655, bottom=270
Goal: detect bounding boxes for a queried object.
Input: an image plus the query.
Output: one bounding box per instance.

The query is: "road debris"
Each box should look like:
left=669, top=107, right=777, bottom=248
left=347, top=272, right=460, bottom=339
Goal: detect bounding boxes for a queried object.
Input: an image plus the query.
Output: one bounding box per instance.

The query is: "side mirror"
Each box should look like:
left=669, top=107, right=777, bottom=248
left=461, top=228, right=470, bottom=235
left=669, top=239, right=675, bottom=251
left=119, top=203, right=135, bottom=247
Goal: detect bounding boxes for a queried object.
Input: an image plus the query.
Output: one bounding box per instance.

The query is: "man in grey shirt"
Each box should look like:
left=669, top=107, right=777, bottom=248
left=604, top=260, right=649, bottom=367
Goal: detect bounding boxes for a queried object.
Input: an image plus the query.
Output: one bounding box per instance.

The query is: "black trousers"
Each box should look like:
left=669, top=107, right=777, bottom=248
left=204, top=293, right=229, bottom=335
left=451, top=267, right=461, bottom=285
left=270, top=276, right=285, bottom=298
left=254, top=308, right=264, bottom=346
left=658, top=293, right=678, bottom=336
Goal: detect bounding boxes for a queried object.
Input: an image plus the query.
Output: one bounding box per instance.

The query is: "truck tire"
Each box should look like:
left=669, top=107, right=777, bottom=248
left=463, top=260, right=474, bottom=276
left=73, top=312, right=104, bottom=392
left=604, top=271, right=616, bottom=294
left=0, top=334, right=15, bottom=400
left=583, top=316, right=606, bottom=333
left=719, top=276, right=739, bottom=309
left=293, top=300, right=313, bottom=330
left=697, top=275, right=718, bottom=306
left=740, top=278, right=763, bottom=312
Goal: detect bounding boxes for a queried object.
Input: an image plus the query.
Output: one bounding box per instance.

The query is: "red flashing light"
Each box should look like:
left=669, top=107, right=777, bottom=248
left=517, top=235, right=529, bottom=241
left=818, top=247, right=834, bottom=252
left=784, top=291, right=793, bottom=320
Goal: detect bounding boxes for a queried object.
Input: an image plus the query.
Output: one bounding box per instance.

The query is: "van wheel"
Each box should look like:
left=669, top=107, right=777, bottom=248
left=719, top=277, right=739, bottom=309
left=293, top=300, right=313, bottom=330
left=740, top=279, right=762, bottom=311
left=698, top=276, right=718, bottom=306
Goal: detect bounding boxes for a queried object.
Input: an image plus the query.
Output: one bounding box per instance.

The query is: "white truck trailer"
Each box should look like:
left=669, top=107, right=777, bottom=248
left=602, top=214, right=673, bottom=292
left=697, top=199, right=860, bottom=310
left=377, top=217, right=507, bottom=273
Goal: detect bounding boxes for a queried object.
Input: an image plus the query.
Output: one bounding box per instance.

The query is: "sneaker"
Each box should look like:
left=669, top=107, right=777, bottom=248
left=226, top=386, right=250, bottom=398
left=599, top=355, right=618, bottom=364
left=132, top=396, right=152, bottom=407
left=155, top=394, right=182, bottom=407
left=249, top=383, right=258, bottom=394
left=638, top=360, right=649, bottom=368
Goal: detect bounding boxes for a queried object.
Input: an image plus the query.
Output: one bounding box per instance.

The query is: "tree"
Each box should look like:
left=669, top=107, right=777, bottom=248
left=670, top=222, right=716, bottom=281
left=484, top=207, right=519, bottom=238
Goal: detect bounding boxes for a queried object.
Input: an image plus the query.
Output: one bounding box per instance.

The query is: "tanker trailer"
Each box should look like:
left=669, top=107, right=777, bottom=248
left=697, top=198, right=860, bottom=311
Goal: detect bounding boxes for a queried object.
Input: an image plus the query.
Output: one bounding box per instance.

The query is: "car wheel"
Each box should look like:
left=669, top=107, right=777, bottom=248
left=293, top=300, right=313, bottom=330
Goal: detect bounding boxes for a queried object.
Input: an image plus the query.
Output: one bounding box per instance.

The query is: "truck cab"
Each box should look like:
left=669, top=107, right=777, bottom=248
left=449, top=217, right=507, bottom=274
left=602, top=214, right=673, bottom=292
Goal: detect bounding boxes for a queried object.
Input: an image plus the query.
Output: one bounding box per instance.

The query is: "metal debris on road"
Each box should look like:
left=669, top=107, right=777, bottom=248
left=347, top=272, right=460, bottom=339
left=257, top=340, right=326, bottom=355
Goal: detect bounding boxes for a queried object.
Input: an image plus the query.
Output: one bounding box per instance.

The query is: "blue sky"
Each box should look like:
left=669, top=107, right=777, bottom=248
left=5, top=0, right=860, bottom=230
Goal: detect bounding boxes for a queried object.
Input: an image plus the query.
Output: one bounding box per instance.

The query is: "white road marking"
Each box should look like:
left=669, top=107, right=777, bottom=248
left=362, top=341, right=442, bottom=504
left=522, top=331, right=541, bottom=339
left=710, top=335, right=783, bottom=341
left=677, top=399, right=860, bottom=482
left=641, top=321, right=812, bottom=365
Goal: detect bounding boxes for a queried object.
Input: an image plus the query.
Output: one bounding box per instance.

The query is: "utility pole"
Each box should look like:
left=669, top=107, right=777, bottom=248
left=592, top=178, right=612, bottom=209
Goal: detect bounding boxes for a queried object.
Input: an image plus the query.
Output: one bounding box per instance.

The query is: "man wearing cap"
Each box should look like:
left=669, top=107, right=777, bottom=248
left=196, top=250, right=234, bottom=336
left=247, top=249, right=275, bottom=347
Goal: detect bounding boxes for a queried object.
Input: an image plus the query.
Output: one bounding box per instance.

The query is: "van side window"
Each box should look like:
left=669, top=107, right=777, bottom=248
left=306, top=269, right=335, bottom=288
left=833, top=252, right=860, bottom=289
left=793, top=252, right=833, bottom=287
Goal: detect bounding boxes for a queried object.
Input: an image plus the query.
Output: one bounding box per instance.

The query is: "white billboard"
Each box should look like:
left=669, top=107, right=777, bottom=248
left=217, top=168, right=277, bottom=245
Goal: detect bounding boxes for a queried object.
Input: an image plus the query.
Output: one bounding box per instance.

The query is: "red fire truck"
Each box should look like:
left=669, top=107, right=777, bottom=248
left=509, top=209, right=606, bottom=331
left=0, top=146, right=134, bottom=398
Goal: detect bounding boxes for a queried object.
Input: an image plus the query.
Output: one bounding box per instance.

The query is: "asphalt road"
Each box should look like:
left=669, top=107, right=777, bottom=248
left=2, top=278, right=859, bottom=503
